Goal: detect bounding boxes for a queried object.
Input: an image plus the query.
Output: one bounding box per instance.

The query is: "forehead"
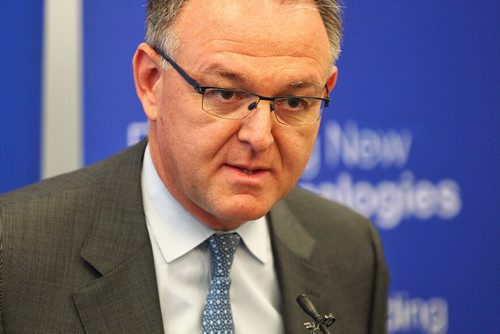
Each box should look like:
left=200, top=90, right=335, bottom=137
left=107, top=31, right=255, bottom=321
left=171, top=0, right=331, bottom=77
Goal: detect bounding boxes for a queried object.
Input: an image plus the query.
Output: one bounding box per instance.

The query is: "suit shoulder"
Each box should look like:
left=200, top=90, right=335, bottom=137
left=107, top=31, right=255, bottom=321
left=0, top=140, right=147, bottom=259
left=286, top=186, right=370, bottom=223
left=0, top=140, right=147, bottom=208
left=281, top=186, right=379, bottom=240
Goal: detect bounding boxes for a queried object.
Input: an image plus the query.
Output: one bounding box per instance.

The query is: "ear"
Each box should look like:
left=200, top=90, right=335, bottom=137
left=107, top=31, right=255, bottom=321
left=133, top=42, right=163, bottom=121
left=326, top=66, right=338, bottom=93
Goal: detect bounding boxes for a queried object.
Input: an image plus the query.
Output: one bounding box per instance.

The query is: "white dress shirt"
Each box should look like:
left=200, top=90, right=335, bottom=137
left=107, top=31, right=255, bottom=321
left=141, top=145, right=285, bottom=334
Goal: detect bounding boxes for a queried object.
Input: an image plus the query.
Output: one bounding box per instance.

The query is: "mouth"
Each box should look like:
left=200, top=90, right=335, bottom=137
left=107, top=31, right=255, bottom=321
left=238, top=167, right=259, bottom=175
left=225, top=164, right=269, bottom=177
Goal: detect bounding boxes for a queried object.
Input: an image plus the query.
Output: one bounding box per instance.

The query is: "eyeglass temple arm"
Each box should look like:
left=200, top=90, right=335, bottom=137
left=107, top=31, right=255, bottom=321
left=324, top=85, right=330, bottom=108
left=151, top=46, right=203, bottom=93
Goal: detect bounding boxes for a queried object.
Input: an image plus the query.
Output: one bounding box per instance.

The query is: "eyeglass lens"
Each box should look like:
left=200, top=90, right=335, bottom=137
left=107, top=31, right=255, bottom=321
left=201, top=88, right=325, bottom=125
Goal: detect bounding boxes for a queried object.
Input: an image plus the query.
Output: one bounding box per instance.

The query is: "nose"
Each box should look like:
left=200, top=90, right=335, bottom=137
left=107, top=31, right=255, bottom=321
left=237, top=100, right=275, bottom=152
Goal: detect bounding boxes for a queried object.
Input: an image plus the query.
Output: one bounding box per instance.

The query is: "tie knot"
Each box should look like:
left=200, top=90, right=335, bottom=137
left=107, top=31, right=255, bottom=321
left=208, top=233, right=240, bottom=278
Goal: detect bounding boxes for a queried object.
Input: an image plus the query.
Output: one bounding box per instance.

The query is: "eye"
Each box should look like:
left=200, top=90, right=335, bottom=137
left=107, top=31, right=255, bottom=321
left=286, top=97, right=305, bottom=108
left=219, top=90, right=236, bottom=100
left=205, top=89, right=245, bottom=102
left=279, top=97, right=309, bottom=110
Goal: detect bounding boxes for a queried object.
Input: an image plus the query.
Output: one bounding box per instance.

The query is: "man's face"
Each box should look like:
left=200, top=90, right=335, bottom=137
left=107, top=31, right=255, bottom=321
left=139, top=0, right=337, bottom=230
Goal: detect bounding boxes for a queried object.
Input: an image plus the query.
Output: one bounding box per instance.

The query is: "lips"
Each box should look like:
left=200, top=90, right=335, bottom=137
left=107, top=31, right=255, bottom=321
left=225, top=164, right=270, bottom=176
left=238, top=167, right=258, bottom=175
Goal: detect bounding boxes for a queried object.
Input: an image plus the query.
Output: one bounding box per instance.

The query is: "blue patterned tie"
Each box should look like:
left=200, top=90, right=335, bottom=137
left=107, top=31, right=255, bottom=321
left=202, top=233, right=240, bottom=334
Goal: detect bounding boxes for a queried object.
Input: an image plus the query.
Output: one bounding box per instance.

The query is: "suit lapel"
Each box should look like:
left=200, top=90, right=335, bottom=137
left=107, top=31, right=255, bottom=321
left=269, top=197, right=330, bottom=334
left=73, top=244, right=163, bottom=334
left=72, top=140, right=164, bottom=333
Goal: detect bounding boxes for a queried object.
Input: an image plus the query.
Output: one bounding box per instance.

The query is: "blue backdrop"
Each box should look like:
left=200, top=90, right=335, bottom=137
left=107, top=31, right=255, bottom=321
left=1, top=1, right=499, bottom=333
left=0, top=0, right=44, bottom=193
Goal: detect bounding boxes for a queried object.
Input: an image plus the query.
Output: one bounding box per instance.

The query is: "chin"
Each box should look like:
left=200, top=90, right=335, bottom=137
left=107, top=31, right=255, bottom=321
left=210, top=202, right=271, bottom=230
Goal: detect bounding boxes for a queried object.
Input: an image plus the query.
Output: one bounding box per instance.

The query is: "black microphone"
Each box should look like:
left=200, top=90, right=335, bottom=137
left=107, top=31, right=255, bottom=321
left=297, top=294, right=322, bottom=322
left=296, top=294, right=335, bottom=334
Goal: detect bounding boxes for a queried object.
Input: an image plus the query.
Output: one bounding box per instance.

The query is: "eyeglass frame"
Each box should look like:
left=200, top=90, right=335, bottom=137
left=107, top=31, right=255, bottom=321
left=151, top=45, right=331, bottom=126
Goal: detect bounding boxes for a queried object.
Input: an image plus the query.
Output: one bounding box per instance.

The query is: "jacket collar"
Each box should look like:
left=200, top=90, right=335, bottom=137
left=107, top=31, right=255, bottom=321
left=269, top=194, right=330, bottom=334
left=73, top=139, right=164, bottom=334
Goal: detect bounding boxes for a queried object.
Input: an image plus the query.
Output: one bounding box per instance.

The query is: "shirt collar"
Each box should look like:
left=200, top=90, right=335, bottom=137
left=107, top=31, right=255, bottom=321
left=141, top=144, right=270, bottom=264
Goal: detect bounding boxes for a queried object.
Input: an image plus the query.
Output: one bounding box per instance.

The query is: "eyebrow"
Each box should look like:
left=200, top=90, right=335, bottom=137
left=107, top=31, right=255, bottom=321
left=200, top=65, right=323, bottom=93
left=287, top=80, right=323, bottom=91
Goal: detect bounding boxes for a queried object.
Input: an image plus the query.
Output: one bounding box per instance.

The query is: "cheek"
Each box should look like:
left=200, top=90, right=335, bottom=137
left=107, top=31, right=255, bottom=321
left=277, top=126, right=319, bottom=176
left=156, top=103, right=239, bottom=172
left=156, top=92, right=205, bottom=147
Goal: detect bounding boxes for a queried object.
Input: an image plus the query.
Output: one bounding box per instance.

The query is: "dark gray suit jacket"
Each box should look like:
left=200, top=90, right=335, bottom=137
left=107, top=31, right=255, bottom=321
left=0, top=140, right=389, bottom=334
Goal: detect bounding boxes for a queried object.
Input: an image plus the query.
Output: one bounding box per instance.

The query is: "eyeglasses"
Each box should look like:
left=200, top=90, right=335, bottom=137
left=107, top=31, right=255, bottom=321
left=152, top=46, right=330, bottom=126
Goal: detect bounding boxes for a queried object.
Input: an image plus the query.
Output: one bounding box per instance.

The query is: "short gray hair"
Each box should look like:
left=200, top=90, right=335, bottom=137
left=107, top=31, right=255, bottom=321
left=145, top=0, right=342, bottom=63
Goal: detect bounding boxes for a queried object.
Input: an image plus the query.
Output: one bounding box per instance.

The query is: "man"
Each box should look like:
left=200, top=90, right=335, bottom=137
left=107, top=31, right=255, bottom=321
left=0, top=0, right=389, bottom=333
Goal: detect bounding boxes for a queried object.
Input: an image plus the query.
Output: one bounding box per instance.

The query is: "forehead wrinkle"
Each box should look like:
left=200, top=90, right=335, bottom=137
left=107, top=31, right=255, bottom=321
left=197, top=51, right=328, bottom=89
left=200, top=66, right=249, bottom=85
left=203, top=38, right=324, bottom=63
left=200, top=64, right=323, bottom=94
